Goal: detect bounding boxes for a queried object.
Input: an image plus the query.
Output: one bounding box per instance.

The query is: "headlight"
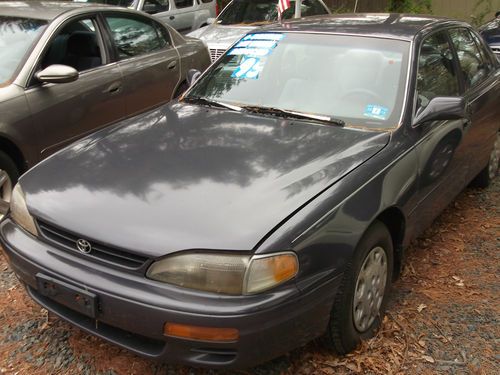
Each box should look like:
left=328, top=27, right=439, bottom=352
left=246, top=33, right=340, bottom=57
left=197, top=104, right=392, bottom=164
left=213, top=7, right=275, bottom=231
left=10, top=184, right=38, bottom=236
left=146, top=252, right=298, bottom=295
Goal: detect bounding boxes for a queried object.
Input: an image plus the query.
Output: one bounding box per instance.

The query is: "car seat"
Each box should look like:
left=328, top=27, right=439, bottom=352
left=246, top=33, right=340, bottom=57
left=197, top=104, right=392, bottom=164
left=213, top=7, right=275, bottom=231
left=63, top=31, right=102, bottom=72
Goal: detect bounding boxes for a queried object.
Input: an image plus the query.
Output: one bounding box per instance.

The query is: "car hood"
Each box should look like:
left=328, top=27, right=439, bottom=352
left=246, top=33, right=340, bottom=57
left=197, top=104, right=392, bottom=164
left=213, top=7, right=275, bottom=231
left=187, top=24, right=257, bottom=49
left=21, top=103, right=389, bottom=258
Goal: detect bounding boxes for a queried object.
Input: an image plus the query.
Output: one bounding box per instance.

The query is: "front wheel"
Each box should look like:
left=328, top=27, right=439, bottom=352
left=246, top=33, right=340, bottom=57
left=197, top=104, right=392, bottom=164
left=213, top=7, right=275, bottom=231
left=323, top=221, right=393, bottom=354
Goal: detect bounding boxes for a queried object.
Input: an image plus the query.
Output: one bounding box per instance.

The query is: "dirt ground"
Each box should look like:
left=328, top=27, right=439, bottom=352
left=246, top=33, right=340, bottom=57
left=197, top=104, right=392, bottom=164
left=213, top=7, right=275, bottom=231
left=0, top=179, right=498, bottom=375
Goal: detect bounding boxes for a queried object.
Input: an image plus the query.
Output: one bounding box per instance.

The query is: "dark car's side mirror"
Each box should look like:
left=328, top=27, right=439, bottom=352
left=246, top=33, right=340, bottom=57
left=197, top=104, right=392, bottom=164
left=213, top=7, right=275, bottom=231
left=413, top=96, right=466, bottom=126
left=36, top=65, right=79, bottom=84
left=187, top=69, right=202, bottom=87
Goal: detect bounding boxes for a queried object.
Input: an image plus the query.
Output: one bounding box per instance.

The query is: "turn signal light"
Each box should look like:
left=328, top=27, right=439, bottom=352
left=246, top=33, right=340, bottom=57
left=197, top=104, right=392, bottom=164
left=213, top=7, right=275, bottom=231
left=164, top=323, right=239, bottom=342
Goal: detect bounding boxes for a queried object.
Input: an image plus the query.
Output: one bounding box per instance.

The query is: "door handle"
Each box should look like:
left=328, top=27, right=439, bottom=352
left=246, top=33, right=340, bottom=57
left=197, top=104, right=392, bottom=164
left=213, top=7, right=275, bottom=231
left=168, top=61, right=177, bottom=70
left=169, top=16, right=175, bottom=20
left=105, top=82, right=122, bottom=95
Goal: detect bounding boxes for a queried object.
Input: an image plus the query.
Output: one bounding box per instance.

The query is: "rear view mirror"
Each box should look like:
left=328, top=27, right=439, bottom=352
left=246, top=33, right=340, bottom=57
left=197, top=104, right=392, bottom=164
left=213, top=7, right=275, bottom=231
left=36, top=65, right=79, bottom=84
left=413, top=96, right=466, bottom=126
left=187, top=69, right=202, bottom=87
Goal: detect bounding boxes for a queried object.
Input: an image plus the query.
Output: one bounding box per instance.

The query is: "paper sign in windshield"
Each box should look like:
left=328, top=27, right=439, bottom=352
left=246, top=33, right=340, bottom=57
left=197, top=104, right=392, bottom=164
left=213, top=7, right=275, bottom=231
left=364, top=105, right=389, bottom=120
left=228, top=33, right=284, bottom=58
left=242, top=33, right=284, bottom=41
left=231, top=57, right=263, bottom=80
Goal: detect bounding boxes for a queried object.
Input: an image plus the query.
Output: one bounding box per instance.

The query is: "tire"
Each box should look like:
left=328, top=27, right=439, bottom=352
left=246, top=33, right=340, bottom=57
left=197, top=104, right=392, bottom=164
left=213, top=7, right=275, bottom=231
left=0, top=150, right=19, bottom=218
left=323, top=221, right=394, bottom=354
left=471, top=132, right=499, bottom=189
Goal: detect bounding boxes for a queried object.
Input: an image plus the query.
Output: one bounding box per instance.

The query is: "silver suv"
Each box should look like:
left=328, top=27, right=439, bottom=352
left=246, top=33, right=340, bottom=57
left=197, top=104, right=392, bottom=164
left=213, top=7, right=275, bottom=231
left=75, top=0, right=217, bottom=33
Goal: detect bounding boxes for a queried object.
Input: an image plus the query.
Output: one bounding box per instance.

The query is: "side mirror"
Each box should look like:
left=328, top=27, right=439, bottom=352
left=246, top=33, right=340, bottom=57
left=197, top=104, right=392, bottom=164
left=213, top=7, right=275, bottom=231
left=206, top=17, right=216, bottom=24
left=35, top=64, right=79, bottom=84
left=413, top=96, right=466, bottom=126
left=187, top=69, right=202, bottom=87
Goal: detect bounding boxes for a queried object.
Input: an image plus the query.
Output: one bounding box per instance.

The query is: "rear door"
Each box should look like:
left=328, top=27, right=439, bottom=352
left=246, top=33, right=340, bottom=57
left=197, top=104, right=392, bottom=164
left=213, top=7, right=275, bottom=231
left=103, top=12, right=181, bottom=117
left=26, top=15, right=126, bottom=159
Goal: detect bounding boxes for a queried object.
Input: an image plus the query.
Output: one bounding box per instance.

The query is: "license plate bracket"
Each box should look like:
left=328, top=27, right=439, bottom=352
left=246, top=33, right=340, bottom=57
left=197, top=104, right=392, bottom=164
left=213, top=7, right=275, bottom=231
left=36, top=273, right=98, bottom=319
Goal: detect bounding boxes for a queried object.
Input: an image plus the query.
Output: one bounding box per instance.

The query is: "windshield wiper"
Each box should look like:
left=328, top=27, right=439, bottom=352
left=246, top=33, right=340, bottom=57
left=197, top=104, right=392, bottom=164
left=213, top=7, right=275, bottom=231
left=183, top=96, right=242, bottom=112
left=242, top=106, right=345, bottom=127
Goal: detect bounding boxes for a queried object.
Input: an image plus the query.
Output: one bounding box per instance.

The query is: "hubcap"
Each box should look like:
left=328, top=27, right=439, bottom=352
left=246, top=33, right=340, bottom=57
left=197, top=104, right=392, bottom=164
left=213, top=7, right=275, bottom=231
left=353, top=246, right=388, bottom=332
left=0, top=170, right=12, bottom=219
left=488, top=133, right=500, bottom=181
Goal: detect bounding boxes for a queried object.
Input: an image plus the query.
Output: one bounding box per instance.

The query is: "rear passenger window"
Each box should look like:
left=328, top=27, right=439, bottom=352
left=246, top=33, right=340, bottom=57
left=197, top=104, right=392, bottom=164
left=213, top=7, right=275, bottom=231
left=449, top=28, right=491, bottom=89
left=416, top=31, right=459, bottom=109
left=174, top=0, right=194, bottom=9
left=105, top=15, right=169, bottom=59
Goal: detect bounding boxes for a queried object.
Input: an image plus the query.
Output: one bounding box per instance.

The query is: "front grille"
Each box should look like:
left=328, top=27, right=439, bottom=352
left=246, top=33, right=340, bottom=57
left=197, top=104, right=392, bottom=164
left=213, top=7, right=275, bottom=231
left=209, top=48, right=225, bottom=62
left=37, top=220, right=148, bottom=269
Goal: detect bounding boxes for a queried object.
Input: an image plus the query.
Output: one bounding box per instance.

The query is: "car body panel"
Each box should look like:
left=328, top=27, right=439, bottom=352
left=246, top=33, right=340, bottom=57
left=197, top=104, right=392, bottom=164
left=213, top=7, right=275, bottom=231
left=20, top=103, right=390, bottom=256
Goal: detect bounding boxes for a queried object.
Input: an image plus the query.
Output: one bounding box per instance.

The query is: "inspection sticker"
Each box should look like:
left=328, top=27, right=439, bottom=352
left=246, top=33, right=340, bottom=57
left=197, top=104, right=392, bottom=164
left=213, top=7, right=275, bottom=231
left=364, top=105, right=389, bottom=120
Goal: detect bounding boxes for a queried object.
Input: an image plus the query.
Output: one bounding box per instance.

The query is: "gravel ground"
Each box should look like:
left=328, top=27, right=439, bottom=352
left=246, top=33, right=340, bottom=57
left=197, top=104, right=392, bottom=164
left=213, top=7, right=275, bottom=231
left=0, top=178, right=498, bottom=375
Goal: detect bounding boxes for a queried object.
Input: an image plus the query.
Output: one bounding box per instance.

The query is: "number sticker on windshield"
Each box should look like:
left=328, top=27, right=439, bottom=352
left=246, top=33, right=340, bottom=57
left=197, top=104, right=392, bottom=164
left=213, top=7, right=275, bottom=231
left=228, top=33, right=284, bottom=58
left=231, top=57, right=263, bottom=80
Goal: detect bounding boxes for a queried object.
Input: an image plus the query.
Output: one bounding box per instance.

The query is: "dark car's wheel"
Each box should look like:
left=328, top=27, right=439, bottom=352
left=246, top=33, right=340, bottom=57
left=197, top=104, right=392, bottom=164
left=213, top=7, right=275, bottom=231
left=323, top=221, right=393, bottom=354
left=0, top=151, right=19, bottom=219
left=471, top=132, right=499, bottom=188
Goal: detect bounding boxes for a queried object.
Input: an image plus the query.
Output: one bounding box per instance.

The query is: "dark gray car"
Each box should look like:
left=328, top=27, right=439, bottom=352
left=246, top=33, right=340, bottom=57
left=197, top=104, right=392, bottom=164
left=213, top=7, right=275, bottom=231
left=1, top=14, right=499, bottom=369
left=0, top=1, right=210, bottom=214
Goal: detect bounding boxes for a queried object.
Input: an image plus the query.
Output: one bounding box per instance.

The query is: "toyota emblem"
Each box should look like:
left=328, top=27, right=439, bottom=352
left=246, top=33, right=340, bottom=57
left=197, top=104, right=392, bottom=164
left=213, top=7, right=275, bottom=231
left=76, top=239, right=92, bottom=254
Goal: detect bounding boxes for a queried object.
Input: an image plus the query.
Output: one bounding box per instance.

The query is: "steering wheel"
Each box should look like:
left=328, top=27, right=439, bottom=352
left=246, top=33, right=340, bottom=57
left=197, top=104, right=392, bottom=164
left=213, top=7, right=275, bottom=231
left=341, top=88, right=383, bottom=104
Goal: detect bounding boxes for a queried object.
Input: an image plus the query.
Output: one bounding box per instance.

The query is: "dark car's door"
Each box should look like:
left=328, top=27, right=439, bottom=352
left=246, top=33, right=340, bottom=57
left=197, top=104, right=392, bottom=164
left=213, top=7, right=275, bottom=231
left=448, top=27, right=499, bottom=182
left=26, top=15, right=126, bottom=160
left=102, top=12, right=181, bottom=117
left=409, top=30, right=471, bottom=234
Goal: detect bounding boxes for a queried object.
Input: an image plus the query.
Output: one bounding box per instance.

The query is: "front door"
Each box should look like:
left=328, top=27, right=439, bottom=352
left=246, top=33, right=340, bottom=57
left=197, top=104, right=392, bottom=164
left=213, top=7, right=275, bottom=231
left=26, top=16, right=126, bottom=160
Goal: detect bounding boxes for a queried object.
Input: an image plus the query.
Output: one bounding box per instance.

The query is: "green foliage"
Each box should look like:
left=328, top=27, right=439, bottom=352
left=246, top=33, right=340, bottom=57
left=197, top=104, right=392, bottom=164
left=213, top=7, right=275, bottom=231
left=470, top=0, right=492, bottom=27
left=388, top=0, right=432, bottom=14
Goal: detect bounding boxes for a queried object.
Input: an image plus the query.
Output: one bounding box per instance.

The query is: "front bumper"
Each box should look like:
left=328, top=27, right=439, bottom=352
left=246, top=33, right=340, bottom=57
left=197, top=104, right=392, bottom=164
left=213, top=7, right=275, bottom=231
left=0, top=219, right=340, bottom=369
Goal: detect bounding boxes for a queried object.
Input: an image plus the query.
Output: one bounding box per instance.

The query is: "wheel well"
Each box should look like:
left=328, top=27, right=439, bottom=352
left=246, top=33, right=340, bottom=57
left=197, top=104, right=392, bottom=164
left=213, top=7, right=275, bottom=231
left=375, top=207, right=406, bottom=280
left=0, top=137, right=26, bottom=174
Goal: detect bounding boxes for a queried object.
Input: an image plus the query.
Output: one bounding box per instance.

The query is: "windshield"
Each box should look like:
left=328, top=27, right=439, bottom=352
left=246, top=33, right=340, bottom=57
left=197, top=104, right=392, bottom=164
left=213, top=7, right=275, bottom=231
left=0, top=17, right=47, bottom=85
left=187, top=33, right=410, bottom=129
left=218, top=0, right=324, bottom=25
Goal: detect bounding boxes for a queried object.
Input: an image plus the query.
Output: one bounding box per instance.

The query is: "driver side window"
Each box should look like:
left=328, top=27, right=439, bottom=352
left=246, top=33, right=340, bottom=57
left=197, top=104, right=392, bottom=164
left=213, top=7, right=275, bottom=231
left=40, top=17, right=103, bottom=72
left=416, top=31, right=459, bottom=110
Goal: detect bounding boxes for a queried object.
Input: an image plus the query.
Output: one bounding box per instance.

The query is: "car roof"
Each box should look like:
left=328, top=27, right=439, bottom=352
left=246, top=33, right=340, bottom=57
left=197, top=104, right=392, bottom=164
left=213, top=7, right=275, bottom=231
left=0, top=1, right=111, bottom=21
left=258, top=13, right=468, bottom=41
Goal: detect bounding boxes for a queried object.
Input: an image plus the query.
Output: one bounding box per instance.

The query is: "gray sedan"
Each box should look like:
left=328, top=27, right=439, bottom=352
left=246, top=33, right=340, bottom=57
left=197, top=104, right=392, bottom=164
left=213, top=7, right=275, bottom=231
left=0, top=1, right=210, bottom=214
